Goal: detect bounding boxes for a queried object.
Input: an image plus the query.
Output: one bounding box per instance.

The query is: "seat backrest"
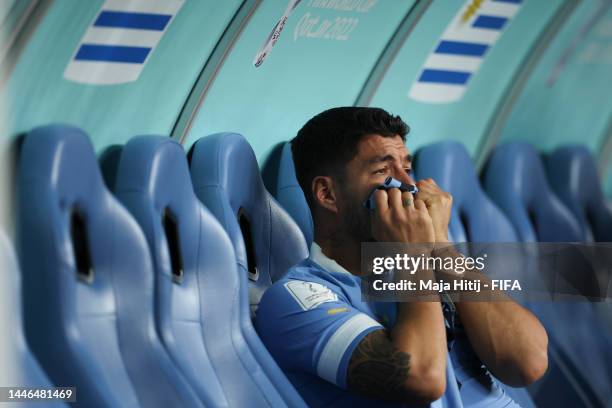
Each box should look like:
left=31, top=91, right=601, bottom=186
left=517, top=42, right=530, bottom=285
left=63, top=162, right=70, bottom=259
left=16, top=125, right=202, bottom=408
left=276, top=143, right=314, bottom=246
left=545, top=145, right=612, bottom=242
left=114, top=136, right=230, bottom=407
left=115, top=136, right=306, bottom=407
left=482, top=142, right=584, bottom=242
left=189, top=133, right=308, bottom=407
left=415, top=141, right=518, bottom=243
left=0, top=231, right=67, bottom=407
left=189, top=133, right=309, bottom=309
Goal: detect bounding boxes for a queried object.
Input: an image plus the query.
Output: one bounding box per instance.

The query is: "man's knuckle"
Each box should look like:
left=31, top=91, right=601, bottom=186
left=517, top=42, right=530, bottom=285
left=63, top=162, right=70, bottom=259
left=390, top=210, right=403, bottom=221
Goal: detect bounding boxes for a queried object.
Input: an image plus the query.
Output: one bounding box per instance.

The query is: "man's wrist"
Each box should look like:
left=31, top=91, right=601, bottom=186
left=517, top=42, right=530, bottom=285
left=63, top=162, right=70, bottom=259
left=434, top=233, right=450, bottom=245
left=432, top=238, right=459, bottom=257
left=393, top=266, right=440, bottom=301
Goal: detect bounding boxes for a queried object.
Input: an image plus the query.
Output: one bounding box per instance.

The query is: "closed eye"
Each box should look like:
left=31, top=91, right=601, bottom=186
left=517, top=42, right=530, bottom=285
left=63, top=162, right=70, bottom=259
left=373, top=167, right=389, bottom=175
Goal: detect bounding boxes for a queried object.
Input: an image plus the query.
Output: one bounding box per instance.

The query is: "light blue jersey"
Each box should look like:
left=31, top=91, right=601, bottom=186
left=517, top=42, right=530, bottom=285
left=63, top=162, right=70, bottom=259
left=255, top=243, right=520, bottom=408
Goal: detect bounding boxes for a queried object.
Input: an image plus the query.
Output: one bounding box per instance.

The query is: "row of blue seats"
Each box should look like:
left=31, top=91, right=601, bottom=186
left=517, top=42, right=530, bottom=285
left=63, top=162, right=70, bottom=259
left=9, top=126, right=308, bottom=407
left=5, top=124, right=612, bottom=407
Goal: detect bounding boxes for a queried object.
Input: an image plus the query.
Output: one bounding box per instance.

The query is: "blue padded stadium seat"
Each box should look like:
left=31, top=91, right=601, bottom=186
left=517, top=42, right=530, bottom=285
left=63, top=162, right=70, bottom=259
left=114, top=136, right=229, bottom=407
left=276, top=143, right=314, bottom=247
left=189, top=133, right=309, bottom=306
left=115, top=136, right=306, bottom=407
left=483, top=141, right=612, bottom=406
left=415, top=141, right=517, bottom=243
left=545, top=145, right=612, bottom=242
left=0, top=231, right=66, bottom=408
left=189, top=132, right=308, bottom=408
left=16, top=125, right=203, bottom=408
left=483, top=142, right=583, bottom=242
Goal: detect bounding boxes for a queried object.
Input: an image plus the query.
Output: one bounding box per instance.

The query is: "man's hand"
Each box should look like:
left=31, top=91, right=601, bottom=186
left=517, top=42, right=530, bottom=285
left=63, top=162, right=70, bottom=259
left=415, top=179, right=452, bottom=243
left=370, top=188, right=435, bottom=246
left=350, top=189, right=447, bottom=402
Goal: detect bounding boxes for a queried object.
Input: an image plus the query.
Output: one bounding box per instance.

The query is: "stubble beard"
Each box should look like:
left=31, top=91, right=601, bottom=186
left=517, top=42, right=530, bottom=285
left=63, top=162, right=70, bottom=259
left=339, top=187, right=375, bottom=244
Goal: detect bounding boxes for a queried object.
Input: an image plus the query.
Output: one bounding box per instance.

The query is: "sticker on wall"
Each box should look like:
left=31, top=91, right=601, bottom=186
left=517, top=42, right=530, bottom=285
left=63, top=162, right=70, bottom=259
left=409, top=0, right=523, bottom=104
left=64, top=0, right=184, bottom=85
left=253, top=0, right=302, bottom=67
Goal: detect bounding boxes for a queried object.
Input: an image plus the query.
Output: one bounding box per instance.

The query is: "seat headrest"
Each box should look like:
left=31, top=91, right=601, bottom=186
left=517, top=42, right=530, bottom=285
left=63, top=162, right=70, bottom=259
left=115, top=135, right=239, bottom=307
left=115, top=136, right=194, bottom=201
left=545, top=145, right=612, bottom=242
left=483, top=142, right=584, bottom=242
left=276, top=143, right=314, bottom=246
left=189, top=133, right=308, bottom=307
left=17, top=125, right=151, bottom=303
left=415, top=141, right=518, bottom=242
left=18, top=125, right=106, bottom=213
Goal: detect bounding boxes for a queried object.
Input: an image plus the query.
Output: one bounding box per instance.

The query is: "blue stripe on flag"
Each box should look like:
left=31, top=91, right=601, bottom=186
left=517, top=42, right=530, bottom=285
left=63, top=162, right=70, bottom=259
left=418, top=69, right=471, bottom=85
left=435, top=41, right=489, bottom=57
left=492, top=0, right=522, bottom=3
left=75, top=44, right=151, bottom=63
left=473, top=15, right=508, bottom=30
left=94, top=11, right=171, bottom=31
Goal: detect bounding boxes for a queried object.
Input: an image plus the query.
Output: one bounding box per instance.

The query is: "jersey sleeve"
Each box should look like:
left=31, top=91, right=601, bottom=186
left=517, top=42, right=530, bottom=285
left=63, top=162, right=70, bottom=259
left=255, top=278, right=383, bottom=389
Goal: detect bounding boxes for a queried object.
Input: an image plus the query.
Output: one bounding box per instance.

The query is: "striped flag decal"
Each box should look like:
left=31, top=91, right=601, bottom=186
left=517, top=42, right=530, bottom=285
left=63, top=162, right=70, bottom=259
left=409, top=0, right=523, bottom=104
left=64, top=0, right=184, bottom=85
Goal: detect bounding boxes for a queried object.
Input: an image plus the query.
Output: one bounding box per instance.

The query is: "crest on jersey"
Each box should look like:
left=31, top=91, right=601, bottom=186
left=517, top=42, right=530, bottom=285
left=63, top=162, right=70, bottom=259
left=285, top=280, right=339, bottom=310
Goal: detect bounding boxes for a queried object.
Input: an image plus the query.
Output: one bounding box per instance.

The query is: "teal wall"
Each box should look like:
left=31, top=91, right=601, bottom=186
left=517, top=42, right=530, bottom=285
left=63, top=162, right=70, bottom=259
left=183, top=0, right=416, bottom=165
left=2, top=0, right=241, bottom=151
left=499, top=0, right=612, bottom=196
left=2, top=0, right=610, bottom=195
left=500, top=0, right=612, bottom=152
left=368, top=0, right=566, bottom=157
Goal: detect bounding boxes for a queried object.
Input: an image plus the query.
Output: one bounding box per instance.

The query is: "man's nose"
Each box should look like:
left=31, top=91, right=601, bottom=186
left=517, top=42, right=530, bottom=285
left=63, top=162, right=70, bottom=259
left=394, top=168, right=415, bottom=185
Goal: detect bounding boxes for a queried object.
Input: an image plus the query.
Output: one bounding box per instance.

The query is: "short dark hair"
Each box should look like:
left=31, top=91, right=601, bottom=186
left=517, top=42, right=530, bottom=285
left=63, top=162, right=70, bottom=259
left=291, top=107, right=409, bottom=209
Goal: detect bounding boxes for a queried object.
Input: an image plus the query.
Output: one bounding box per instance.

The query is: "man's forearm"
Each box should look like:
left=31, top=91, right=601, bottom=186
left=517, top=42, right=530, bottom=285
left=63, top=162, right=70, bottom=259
left=393, top=267, right=447, bottom=390
left=347, top=267, right=448, bottom=404
left=432, top=244, right=549, bottom=386
left=454, top=300, right=548, bottom=385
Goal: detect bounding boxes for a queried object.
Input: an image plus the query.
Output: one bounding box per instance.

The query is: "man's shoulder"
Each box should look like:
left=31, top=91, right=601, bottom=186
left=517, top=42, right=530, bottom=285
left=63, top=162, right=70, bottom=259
left=259, top=258, right=345, bottom=314
left=281, top=257, right=330, bottom=280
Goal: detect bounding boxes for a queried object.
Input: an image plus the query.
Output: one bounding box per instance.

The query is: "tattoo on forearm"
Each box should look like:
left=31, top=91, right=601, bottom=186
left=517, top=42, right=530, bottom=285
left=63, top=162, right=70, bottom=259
left=347, top=329, right=411, bottom=400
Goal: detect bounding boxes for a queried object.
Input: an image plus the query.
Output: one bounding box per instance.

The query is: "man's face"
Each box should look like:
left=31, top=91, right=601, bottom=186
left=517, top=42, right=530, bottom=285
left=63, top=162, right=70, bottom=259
left=335, top=134, right=414, bottom=242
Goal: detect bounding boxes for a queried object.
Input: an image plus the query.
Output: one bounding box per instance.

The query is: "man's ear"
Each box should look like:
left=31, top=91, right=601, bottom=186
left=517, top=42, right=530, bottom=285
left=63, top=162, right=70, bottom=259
left=312, top=176, right=338, bottom=213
